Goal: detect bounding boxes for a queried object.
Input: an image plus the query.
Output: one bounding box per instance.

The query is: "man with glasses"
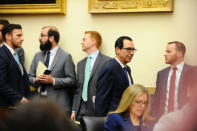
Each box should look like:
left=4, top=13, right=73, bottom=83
left=95, top=36, right=136, bottom=116
left=29, top=26, right=77, bottom=113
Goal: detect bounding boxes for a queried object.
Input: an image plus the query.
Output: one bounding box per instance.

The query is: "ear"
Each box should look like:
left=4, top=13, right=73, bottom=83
left=5, top=33, right=11, bottom=41
left=49, top=36, right=54, bottom=42
left=115, top=47, right=120, bottom=54
left=177, top=51, right=183, bottom=57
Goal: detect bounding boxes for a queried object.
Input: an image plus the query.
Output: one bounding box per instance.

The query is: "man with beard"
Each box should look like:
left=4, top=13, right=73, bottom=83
left=151, top=41, right=192, bottom=123
left=0, top=19, right=25, bottom=66
left=29, top=26, right=77, bottom=113
left=95, top=36, right=135, bottom=116
left=0, top=24, right=29, bottom=107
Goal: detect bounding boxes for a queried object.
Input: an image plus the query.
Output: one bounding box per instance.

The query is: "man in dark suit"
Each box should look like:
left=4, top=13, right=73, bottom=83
left=71, top=31, right=111, bottom=121
left=0, top=24, right=29, bottom=107
left=29, top=26, right=77, bottom=112
left=95, top=36, right=135, bottom=116
left=0, top=19, right=25, bottom=66
left=151, top=41, right=192, bottom=122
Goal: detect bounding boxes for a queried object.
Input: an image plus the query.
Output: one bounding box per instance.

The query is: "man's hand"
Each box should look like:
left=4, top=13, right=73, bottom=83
left=36, top=75, right=54, bottom=84
left=20, top=97, right=29, bottom=104
left=70, top=112, right=76, bottom=121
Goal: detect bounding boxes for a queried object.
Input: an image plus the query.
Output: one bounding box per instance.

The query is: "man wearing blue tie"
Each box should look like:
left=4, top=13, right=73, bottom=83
left=95, top=36, right=135, bottom=116
left=0, top=24, right=30, bottom=107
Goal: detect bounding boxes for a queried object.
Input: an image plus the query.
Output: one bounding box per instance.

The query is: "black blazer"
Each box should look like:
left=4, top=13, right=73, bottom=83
left=151, top=64, right=192, bottom=120
left=0, top=45, right=29, bottom=107
left=95, top=58, right=133, bottom=116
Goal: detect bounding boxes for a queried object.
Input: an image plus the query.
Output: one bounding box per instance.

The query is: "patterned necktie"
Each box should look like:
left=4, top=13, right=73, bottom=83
left=168, top=66, right=177, bottom=112
left=82, top=56, right=91, bottom=102
left=14, top=52, right=23, bottom=75
left=123, top=67, right=130, bottom=85
left=45, top=51, right=50, bottom=68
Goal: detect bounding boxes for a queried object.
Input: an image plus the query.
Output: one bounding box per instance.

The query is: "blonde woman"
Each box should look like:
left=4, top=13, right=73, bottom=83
left=104, top=84, right=152, bottom=131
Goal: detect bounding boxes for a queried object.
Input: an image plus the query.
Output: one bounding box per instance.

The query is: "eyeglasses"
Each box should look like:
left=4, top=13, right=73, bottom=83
left=40, top=34, right=48, bottom=37
left=122, top=47, right=137, bottom=53
left=135, top=100, right=148, bottom=106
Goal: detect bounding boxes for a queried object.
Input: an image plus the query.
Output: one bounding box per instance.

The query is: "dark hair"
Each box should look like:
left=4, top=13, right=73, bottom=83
left=2, top=24, right=22, bottom=41
left=0, top=19, right=9, bottom=26
left=48, top=28, right=60, bottom=43
left=168, top=41, right=186, bottom=56
left=115, top=36, right=132, bottom=49
left=0, top=99, right=77, bottom=131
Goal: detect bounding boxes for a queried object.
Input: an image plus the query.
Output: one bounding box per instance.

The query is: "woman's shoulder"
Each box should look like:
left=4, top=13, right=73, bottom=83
left=108, top=113, right=123, bottom=119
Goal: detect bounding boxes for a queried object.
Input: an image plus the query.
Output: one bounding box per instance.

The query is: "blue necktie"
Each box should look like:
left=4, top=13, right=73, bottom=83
left=14, top=52, right=23, bottom=75
left=82, top=56, right=91, bottom=102
left=123, top=67, right=129, bottom=85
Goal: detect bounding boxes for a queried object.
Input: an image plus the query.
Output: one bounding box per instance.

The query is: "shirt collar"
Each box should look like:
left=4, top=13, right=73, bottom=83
left=4, top=43, right=15, bottom=55
left=49, top=46, right=59, bottom=56
left=0, top=43, right=3, bottom=47
left=115, top=57, right=126, bottom=68
left=88, top=50, right=99, bottom=59
left=171, top=61, right=184, bottom=71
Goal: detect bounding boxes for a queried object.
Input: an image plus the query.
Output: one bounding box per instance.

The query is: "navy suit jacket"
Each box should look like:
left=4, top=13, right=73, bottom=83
left=105, top=113, right=150, bottom=131
left=0, top=45, right=29, bottom=107
left=151, top=64, right=192, bottom=120
left=95, top=58, right=133, bottom=116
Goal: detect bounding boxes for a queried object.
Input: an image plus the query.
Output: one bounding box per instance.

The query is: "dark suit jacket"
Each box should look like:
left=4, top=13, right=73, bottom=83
left=95, top=58, right=133, bottom=116
left=29, top=47, right=77, bottom=111
left=151, top=64, right=192, bottom=120
left=104, top=113, right=150, bottom=131
left=72, top=52, right=111, bottom=116
left=0, top=45, right=29, bottom=107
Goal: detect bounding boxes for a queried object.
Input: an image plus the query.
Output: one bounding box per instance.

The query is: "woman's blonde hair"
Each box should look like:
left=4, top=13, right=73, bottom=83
left=108, top=84, right=152, bottom=125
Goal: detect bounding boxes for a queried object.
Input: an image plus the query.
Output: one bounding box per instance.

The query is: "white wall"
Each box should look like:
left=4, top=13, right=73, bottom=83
left=1, top=0, right=197, bottom=87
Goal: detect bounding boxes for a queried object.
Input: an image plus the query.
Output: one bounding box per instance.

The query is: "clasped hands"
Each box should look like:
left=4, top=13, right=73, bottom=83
left=35, top=74, right=54, bottom=85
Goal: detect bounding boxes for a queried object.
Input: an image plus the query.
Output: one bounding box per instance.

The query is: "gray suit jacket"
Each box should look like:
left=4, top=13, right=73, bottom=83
left=29, top=47, right=77, bottom=111
left=72, top=52, right=111, bottom=116
left=151, top=63, right=192, bottom=120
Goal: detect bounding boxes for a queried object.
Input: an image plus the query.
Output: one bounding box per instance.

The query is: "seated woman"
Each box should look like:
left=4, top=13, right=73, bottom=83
left=104, top=84, right=152, bottom=131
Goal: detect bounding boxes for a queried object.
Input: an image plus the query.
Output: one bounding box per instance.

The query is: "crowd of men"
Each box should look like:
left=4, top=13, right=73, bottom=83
left=0, top=19, right=196, bottom=130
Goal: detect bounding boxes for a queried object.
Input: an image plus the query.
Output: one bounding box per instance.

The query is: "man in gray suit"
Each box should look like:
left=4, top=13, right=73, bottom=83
left=0, top=19, right=25, bottom=65
left=29, top=26, right=77, bottom=113
left=71, top=31, right=111, bottom=121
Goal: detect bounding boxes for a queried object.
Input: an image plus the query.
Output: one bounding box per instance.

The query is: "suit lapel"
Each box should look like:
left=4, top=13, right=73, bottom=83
left=40, top=51, right=46, bottom=65
left=161, top=67, right=170, bottom=105
left=177, top=64, right=189, bottom=107
left=126, top=66, right=133, bottom=84
left=79, top=58, right=86, bottom=84
left=89, top=53, right=101, bottom=79
left=3, top=45, right=22, bottom=76
left=49, top=47, right=61, bottom=71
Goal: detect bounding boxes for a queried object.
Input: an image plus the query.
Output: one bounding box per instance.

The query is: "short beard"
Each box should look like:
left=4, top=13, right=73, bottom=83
left=40, top=39, right=52, bottom=51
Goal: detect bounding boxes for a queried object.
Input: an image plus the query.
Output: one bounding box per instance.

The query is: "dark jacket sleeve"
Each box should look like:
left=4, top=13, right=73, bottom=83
left=0, top=52, right=23, bottom=104
left=95, top=65, right=114, bottom=116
